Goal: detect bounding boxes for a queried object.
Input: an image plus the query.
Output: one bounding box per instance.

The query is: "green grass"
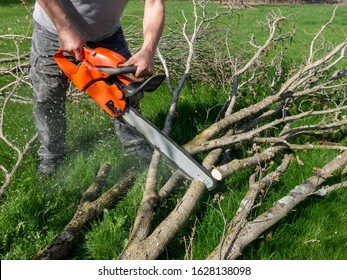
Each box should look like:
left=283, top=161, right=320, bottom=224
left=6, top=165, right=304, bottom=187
left=1, top=1, right=347, bottom=260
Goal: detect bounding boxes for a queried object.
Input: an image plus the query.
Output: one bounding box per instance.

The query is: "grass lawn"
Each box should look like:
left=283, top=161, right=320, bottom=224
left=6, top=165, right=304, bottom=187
left=0, top=1, right=346, bottom=260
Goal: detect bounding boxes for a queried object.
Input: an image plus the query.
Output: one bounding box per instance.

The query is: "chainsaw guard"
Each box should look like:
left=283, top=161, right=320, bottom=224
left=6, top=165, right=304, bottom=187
left=123, top=74, right=166, bottom=97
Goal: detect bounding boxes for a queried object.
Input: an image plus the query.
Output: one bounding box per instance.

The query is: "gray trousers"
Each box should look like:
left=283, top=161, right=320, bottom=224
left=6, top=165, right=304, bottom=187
left=29, top=22, right=147, bottom=161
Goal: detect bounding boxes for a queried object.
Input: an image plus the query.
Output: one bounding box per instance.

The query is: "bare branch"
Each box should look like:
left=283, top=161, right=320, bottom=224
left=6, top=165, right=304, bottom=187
left=209, top=154, right=292, bottom=259
left=0, top=72, right=37, bottom=198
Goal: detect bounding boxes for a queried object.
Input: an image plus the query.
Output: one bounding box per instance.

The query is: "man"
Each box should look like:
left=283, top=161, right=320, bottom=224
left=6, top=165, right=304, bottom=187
left=28, top=0, right=165, bottom=175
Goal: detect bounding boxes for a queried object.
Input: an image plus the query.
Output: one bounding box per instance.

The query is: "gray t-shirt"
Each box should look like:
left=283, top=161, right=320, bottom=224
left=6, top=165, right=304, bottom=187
left=33, top=0, right=129, bottom=41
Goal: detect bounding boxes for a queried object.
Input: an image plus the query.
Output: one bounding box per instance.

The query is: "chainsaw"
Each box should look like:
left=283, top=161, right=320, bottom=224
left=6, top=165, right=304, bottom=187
left=53, top=47, right=216, bottom=190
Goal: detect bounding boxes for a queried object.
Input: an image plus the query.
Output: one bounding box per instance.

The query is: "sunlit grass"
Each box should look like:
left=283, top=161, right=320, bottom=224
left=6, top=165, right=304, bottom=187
left=0, top=1, right=346, bottom=260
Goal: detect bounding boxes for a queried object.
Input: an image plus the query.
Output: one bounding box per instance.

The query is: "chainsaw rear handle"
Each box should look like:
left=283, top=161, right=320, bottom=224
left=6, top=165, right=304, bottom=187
left=54, top=48, right=108, bottom=90
left=53, top=47, right=95, bottom=76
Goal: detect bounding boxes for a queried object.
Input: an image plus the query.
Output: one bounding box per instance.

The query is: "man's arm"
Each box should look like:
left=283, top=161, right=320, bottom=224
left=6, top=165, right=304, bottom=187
left=121, top=0, right=165, bottom=77
left=36, top=0, right=86, bottom=60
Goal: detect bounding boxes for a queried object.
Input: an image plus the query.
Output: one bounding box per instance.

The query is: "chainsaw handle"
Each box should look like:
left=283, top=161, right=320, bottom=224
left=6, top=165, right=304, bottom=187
left=54, top=47, right=92, bottom=60
left=53, top=47, right=93, bottom=77
left=96, top=66, right=137, bottom=76
left=53, top=48, right=79, bottom=77
left=54, top=48, right=107, bottom=90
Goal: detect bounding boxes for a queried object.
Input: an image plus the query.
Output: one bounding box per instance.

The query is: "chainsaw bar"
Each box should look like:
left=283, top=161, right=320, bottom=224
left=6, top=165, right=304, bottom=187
left=122, top=107, right=216, bottom=190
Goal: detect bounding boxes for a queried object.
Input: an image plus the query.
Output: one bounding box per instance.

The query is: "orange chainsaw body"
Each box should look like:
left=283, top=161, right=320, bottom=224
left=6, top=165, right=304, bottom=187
left=54, top=47, right=131, bottom=117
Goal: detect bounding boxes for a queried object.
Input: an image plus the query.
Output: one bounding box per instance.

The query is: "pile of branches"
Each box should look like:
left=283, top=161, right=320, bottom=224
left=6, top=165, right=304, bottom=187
left=117, top=4, right=347, bottom=260
left=1, top=2, right=346, bottom=260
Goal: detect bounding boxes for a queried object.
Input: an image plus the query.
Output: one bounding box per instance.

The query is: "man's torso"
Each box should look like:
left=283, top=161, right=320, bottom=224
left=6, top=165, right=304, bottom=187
left=33, top=0, right=129, bottom=41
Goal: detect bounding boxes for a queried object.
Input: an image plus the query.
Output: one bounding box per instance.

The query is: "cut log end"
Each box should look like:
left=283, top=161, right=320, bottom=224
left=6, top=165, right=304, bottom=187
left=211, top=169, right=223, bottom=181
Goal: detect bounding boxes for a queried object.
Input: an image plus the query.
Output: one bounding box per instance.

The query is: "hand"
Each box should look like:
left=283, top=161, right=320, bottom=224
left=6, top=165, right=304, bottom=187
left=119, top=49, right=155, bottom=78
left=58, top=26, right=86, bottom=61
